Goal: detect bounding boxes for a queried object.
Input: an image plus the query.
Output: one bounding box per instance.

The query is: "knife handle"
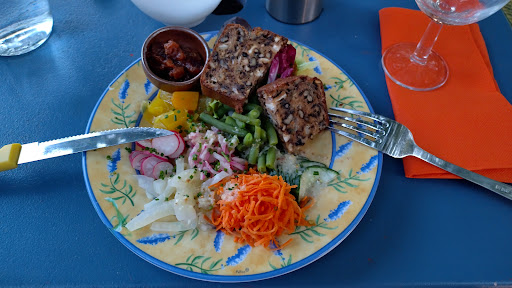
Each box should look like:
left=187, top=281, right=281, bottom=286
left=0, top=144, right=22, bottom=172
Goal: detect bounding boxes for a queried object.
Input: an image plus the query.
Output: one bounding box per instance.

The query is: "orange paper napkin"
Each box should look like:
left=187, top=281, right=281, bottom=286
left=379, top=7, right=512, bottom=183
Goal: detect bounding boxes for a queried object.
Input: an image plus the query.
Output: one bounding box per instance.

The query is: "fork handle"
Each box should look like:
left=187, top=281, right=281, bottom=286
left=413, top=147, right=512, bottom=201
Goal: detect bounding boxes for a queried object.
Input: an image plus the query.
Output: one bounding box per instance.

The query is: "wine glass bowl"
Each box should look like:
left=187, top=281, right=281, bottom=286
left=382, top=0, right=511, bottom=91
left=416, top=0, right=510, bottom=25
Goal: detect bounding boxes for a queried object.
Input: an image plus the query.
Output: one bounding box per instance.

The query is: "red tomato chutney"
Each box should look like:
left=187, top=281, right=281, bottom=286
left=147, top=39, right=204, bottom=82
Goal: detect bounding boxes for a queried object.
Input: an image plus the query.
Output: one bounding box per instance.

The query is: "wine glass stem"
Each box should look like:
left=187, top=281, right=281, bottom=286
left=410, top=20, right=444, bottom=65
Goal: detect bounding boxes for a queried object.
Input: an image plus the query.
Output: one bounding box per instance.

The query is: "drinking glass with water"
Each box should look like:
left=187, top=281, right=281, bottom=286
left=0, top=0, right=53, bottom=56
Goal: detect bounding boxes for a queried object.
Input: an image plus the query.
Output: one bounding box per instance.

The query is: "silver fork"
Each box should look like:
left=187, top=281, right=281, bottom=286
left=328, top=106, right=512, bottom=201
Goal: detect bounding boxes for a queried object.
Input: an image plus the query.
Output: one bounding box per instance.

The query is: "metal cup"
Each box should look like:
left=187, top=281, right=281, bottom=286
left=265, top=0, right=323, bottom=24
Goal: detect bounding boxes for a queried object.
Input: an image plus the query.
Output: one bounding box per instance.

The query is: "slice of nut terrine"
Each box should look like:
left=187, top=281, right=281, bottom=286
left=257, top=75, right=329, bottom=154
left=200, top=24, right=288, bottom=113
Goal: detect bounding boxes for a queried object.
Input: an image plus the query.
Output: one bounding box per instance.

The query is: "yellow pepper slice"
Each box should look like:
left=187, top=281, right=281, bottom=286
left=147, top=90, right=173, bottom=116
left=172, top=91, right=199, bottom=111
left=143, top=90, right=174, bottom=124
left=153, top=109, right=189, bottom=132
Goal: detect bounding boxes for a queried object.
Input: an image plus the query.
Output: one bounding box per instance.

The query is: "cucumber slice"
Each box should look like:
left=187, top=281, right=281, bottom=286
left=299, top=160, right=327, bottom=169
left=298, top=166, right=339, bottom=201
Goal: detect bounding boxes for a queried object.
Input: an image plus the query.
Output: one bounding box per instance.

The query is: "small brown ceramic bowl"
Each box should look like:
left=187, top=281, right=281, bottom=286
left=141, top=26, right=209, bottom=93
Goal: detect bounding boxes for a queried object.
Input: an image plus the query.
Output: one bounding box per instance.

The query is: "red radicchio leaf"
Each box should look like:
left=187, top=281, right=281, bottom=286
left=280, top=67, right=294, bottom=78
left=279, top=45, right=296, bottom=74
left=267, top=44, right=296, bottom=84
left=268, top=53, right=280, bottom=83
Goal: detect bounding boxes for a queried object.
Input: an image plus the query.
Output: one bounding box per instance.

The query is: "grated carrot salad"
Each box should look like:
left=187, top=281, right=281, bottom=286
left=207, top=170, right=314, bottom=250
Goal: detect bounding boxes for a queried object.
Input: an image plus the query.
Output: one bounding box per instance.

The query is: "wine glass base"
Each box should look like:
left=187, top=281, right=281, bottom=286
left=381, top=43, right=448, bottom=91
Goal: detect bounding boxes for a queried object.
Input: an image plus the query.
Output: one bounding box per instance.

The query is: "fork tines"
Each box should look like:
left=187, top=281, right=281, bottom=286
left=328, top=107, right=387, bottom=148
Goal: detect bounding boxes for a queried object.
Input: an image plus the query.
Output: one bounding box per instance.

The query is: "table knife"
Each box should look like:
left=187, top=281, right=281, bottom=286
left=0, top=127, right=174, bottom=171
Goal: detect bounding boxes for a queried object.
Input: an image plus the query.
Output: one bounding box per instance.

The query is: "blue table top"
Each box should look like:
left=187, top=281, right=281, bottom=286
left=1, top=0, right=512, bottom=287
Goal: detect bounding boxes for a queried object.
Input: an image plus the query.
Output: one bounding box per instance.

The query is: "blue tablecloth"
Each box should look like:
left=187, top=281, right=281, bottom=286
left=1, top=0, right=511, bottom=286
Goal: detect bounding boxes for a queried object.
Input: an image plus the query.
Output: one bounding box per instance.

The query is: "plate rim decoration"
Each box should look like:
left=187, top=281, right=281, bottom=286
left=82, top=31, right=382, bottom=282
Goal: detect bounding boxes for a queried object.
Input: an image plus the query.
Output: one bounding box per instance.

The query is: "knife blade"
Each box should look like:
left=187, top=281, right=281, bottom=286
left=0, top=127, right=175, bottom=171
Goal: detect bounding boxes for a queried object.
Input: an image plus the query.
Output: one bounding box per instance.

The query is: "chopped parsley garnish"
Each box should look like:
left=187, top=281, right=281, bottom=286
left=221, top=151, right=230, bottom=160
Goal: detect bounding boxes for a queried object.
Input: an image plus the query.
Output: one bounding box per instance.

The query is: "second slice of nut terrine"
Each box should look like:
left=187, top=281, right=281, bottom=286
left=200, top=24, right=288, bottom=113
left=257, top=75, right=329, bottom=154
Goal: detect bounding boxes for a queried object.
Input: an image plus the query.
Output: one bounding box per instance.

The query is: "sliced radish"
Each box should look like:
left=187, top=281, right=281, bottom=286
left=152, top=134, right=180, bottom=156
left=131, top=154, right=152, bottom=171
left=152, top=161, right=174, bottom=179
left=168, top=135, right=185, bottom=158
left=140, top=150, right=169, bottom=162
left=141, top=156, right=164, bottom=176
left=136, top=139, right=152, bottom=149
left=129, top=150, right=144, bottom=164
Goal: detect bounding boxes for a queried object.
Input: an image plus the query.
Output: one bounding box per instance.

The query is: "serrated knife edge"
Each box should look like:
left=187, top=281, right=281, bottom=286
left=16, top=127, right=174, bottom=164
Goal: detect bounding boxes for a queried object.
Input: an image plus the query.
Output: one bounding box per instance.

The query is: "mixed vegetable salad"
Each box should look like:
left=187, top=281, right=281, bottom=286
left=124, top=46, right=339, bottom=250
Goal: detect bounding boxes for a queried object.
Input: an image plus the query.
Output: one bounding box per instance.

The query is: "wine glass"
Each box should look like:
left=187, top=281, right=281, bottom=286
left=382, top=0, right=511, bottom=91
